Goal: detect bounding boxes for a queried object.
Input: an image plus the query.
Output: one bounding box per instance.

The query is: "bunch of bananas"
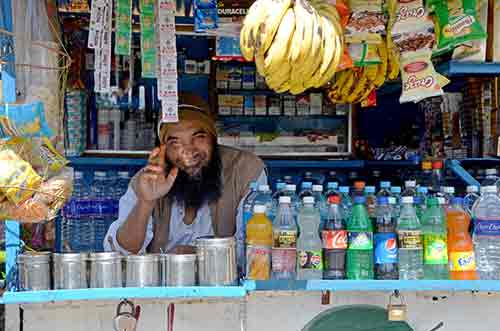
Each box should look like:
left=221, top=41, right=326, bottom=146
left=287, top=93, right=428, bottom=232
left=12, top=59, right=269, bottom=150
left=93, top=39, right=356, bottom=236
left=240, top=0, right=344, bottom=94
left=327, top=37, right=400, bottom=104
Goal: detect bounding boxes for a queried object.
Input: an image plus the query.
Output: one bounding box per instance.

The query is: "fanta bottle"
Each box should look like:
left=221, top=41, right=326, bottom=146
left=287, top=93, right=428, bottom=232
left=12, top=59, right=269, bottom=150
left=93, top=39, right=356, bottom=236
left=246, top=205, right=273, bottom=280
left=448, top=197, right=478, bottom=280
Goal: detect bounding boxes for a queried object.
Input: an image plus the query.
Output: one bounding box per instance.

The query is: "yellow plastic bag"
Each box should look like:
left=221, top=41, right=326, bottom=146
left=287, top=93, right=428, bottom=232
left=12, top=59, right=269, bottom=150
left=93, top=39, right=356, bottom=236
left=0, top=149, right=42, bottom=203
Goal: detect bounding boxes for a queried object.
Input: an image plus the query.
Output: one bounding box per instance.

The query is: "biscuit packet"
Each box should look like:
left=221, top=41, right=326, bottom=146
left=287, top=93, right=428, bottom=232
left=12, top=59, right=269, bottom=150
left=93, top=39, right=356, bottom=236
left=345, top=0, right=385, bottom=44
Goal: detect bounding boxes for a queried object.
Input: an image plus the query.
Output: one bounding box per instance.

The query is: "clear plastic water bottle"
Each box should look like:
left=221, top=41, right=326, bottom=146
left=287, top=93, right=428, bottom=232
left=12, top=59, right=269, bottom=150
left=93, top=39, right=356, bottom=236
left=442, top=186, right=455, bottom=206
left=482, top=169, right=500, bottom=192
left=324, top=171, right=341, bottom=190
left=254, top=184, right=274, bottom=220
left=62, top=171, right=90, bottom=252
left=272, top=196, right=297, bottom=280
left=239, top=182, right=258, bottom=275
left=473, top=186, right=500, bottom=280
left=91, top=171, right=112, bottom=251
left=397, top=196, right=423, bottom=280
left=391, top=186, right=402, bottom=217
left=325, top=182, right=339, bottom=200
left=271, top=182, right=287, bottom=219
left=312, top=184, right=327, bottom=228
left=463, top=185, right=480, bottom=216
left=339, top=186, right=353, bottom=219
left=402, top=180, right=417, bottom=198
left=284, top=184, right=299, bottom=213
left=297, top=197, right=323, bottom=280
left=377, top=181, right=392, bottom=198
left=298, top=182, right=313, bottom=202
left=364, top=186, right=377, bottom=222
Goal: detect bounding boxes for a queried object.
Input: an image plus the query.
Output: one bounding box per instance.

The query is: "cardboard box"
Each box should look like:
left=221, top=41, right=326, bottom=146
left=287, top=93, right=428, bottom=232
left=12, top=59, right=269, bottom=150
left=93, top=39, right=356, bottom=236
left=310, top=93, right=323, bottom=115
left=254, top=95, right=267, bottom=116
left=244, top=95, right=255, bottom=116
left=218, top=94, right=232, bottom=115
left=268, top=96, right=282, bottom=116
left=231, top=95, right=244, bottom=115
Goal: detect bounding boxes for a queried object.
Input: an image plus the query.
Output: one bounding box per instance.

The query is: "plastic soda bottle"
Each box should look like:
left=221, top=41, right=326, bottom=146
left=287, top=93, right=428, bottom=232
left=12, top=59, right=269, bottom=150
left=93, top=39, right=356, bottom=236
left=346, top=196, right=374, bottom=280
left=463, top=185, right=480, bottom=216
left=431, top=160, right=444, bottom=194
left=312, top=184, right=327, bottom=225
left=374, top=197, right=398, bottom=280
left=397, top=196, right=423, bottom=280
left=391, top=186, right=402, bottom=217
left=322, top=195, right=348, bottom=279
left=298, top=182, right=314, bottom=202
left=420, top=161, right=433, bottom=190
left=365, top=186, right=377, bottom=220
left=422, top=197, right=449, bottom=279
left=402, top=180, right=417, bottom=198
left=473, top=186, right=500, bottom=279
left=377, top=181, right=392, bottom=198
left=339, top=186, right=353, bottom=219
left=352, top=181, right=366, bottom=199
left=448, top=197, right=478, bottom=280
left=246, top=205, right=273, bottom=280
left=415, top=186, right=428, bottom=220
left=272, top=196, right=297, bottom=280
left=297, top=197, right=323, bottom=279
left=325, top=182, right=340, bottom=200
left=442, top=186, right=455, bottom=207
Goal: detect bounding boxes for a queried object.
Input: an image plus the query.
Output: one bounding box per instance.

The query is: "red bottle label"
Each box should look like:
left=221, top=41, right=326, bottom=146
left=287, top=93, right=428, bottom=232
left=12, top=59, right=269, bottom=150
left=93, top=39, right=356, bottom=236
left=322, top=230, right=348, bottom=249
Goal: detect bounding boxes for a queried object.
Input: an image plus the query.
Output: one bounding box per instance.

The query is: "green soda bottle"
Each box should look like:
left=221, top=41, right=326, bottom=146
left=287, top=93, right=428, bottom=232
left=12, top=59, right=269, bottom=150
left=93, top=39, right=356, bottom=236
left=422, top=197, right=449, bottom=279
left=346, top=196, right=374, bottom=279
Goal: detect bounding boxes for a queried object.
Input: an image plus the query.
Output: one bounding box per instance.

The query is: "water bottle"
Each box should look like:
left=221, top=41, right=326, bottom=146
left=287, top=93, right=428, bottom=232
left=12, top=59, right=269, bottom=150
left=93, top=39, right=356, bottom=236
left=324, top=171, right=341, bottom=190
left=272, top=196, right=297, bottom=280
left=296, top=197, right=323, bottom=279
left=62, top=171, right=89, bottom=252
left=115, top=171, right=130, bottom=218
left=91, top=171, right=112, bottom=251
left=463, top=185, right=480, bottom=216
left=298, top=171, right=318, bottom=188
left=442, top=186, right=455, bottom=207
left=415, top=186, right=428, bottom=220
left=374, top=197, right=398, bottom=280
left=271, top=182, right=287, bottom=220
left=377, top=181, right=392, bottom=198
left=339, top=186, right=353, bottom=219
left=254, top=184, right=273, bottom=220
left=325, top=182, right=339, bottom=200
left=482, top=169, right=500, bottom=193
left=397, top=196, right=423, bottom=280
left=422, top=197, right=449, bottom=280
left=239, top=182, right=258, bottom=275
left=298, top=182, right=313, bottom=202
left=364, top=186, right=377, bottom=225
left=346, top=196, right=374, bottom=279
left=402, top=180, right=417, bottom=198
left=473, top=186, right=500, bottom=279
left=282, top=175, right=294, bottom=184
left=391, top=186, right=402, bottom=217
left=312, top=184, right=327, bottom=229
left=284, top=184, right=299, bottom=214
left=322, top=196, right=347, bottom=279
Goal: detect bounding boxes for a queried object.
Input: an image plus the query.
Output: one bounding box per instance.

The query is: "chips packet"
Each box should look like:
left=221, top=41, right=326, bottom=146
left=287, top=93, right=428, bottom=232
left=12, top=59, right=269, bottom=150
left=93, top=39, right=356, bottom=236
left=0, top=102, right=53, bottom=138
left=345, top=0, right=385, bottom=44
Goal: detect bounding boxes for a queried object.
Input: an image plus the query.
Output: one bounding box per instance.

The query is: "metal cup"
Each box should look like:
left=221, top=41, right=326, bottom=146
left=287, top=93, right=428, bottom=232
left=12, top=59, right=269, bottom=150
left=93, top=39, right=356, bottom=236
left=88, top=252, right=123, bottom=288
left=196, top=236, right=237, bottom=286
left=163, top=253, right=197, bottom=286
left=53, top=253, right=88, bottom=289
left=125, top=254, right=161, bottom=287
left=17, top=252, right=51, bottom=291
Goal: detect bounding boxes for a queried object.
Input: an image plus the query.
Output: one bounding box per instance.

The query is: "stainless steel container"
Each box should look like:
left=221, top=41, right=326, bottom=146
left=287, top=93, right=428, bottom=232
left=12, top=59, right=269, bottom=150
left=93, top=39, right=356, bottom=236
left=17, top=252, right=51, bottom=291
left=163, top=253, right=197, bottom=286
left=196, top=236, right=237, bottom=286
left=88, top=252, right=122, bottom=288
left=53, top=253, right=88, bottom=289
left=125, top=254, right=161, bottom=287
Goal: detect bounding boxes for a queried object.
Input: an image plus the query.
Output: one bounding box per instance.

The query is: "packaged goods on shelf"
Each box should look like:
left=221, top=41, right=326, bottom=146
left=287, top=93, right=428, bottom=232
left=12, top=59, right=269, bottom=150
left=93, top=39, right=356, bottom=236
left=65, top=90, right=87, bottom=157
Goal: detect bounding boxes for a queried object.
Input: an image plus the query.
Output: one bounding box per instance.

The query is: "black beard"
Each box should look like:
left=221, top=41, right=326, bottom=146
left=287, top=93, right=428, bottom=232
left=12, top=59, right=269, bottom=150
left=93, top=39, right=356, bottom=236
left=168, top=144, right=223, bottom=209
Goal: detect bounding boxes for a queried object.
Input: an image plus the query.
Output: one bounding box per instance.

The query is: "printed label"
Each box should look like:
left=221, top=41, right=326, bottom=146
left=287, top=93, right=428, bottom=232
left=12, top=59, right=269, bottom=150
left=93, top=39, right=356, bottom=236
left=397, top=230, right=422, bottom=249
left=474, top=219, right=500, bottom=236
left=374, top=233, right=398, bottom=264
left=272, top=248, right=297, bottom=273
left=449, top=251, right=476, bottom=271
left=322, top=230, right=348, bottom=249
left=246, top=245, right=271, bottom=280
left=423, top=233, right=448, bottom=264
left=297, top=250, right=323, bottom=270
left=273, top=230, right=297, bottom=248
left=348, top=232, right=373, bottom=250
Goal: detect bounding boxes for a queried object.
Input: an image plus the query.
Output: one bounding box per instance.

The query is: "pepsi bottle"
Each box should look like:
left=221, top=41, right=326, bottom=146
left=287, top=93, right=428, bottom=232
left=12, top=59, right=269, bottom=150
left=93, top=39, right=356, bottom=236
left=374, top=197, right=399, bottom=279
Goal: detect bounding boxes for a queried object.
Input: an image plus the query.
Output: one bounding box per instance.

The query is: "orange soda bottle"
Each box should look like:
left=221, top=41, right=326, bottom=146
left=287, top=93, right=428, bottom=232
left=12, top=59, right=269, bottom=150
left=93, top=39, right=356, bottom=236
left=447, top=197, right=478, bottom=280
left=246, top=204, right=273, bottom=280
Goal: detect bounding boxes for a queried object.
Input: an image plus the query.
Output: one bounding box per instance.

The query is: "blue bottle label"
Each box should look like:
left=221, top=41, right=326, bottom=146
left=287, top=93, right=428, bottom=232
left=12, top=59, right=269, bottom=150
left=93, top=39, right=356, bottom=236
left=374, top=233, right=398, bottom=264
left=474, top=219, right=500, bottom=236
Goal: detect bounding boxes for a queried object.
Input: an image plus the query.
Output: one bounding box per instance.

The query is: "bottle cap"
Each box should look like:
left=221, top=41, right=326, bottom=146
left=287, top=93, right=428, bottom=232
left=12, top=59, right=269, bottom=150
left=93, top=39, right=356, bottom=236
left=301, top=182, right=313, bottom=189
left=94, top=171, right=107, bottom=177
left=443, top=186, right=455, bottom=194
left=481, top=186, right=497, bottom=194
left=253, top=205, right=266, bottom=213
left=486, top=168, right=498, bottom=176
left=405, top=180, right=416, bottom=188
left=417, top=187, right=428, bottom=194
left=401, top=196, right=413, bottom=204
left=380, top=181, right=391, bottom=188
left=391, top=186, right=401, bottom=194
left=452, top=197, right=463, bottom=205
left=339, top=186, right=350, bottom=194
left=328, top=195, right=341, bottom=204
left=276, top=182, right=286, bottom=190
left=365, top=186, right=376, bottom=194
left=354, top=181, right=366, bottom=190
left=249, top=182, right=257, bottom=190
left=312, top=185, right=323, bottom=192
left=466, top=185, right=479, bottom=193
left=74, top=171, right=84, bottom=179
left=286, top=184, right=297, bottom=192
left=303, top=196, right=315, bottom=204
left=279, top=196, right=291, bottom=204
left=437, top=197, right=445, bottom=205
left=388, top=197, right=396, bottom=204
left=327, top=182, right=338, bottom=190
left=258, top=184, right=270, bottom=192
left=354, top=196, right=366, bottom=204
left=377, top=197, right=388, bottom=205
left=422, top=161, right=432, bottom=170
left=118, top=171, right=130, bottom=178
left=432, top=160, right=443, bottom=169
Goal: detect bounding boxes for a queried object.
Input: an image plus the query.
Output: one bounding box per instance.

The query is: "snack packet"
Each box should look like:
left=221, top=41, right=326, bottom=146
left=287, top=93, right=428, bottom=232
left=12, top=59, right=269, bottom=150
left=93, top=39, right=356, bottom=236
left=337, top=48, right=355, bottom=71
left=432, top=0, right=486, bottom=50
left=345, top=0, right=385, bottom=44
left=0, top=149, right=42, bottom=203
left=194, top=0, right=218, bottom=32
left=0, top=102, right=53, bottom=138
left=399, top=49, right=443, bottom=103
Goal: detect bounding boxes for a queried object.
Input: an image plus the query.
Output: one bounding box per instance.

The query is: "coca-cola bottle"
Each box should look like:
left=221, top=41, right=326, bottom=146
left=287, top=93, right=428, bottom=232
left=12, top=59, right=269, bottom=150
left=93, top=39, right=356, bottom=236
left=374, top=197, right=399, bottom=279
left=322, top=195, right=347, bottom=279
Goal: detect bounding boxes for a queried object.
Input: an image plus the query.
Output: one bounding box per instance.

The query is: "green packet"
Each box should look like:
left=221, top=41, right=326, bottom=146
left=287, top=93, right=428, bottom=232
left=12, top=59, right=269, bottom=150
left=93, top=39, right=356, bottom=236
left=432, top=0, right=486, bottom=50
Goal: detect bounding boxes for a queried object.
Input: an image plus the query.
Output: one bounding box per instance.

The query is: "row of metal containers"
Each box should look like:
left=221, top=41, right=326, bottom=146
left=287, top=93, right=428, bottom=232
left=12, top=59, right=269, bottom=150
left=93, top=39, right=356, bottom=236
left=16, top=237, right=237, bottom=291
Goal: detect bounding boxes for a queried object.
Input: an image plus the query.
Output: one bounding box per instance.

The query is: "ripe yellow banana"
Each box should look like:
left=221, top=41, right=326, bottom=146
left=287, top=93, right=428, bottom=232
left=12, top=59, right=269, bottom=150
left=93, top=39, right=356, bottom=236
left=346, top=72, right=368, bottom=103
left=289, top=0, right=314, bottom=68
left=303, top=10, right=325, bottom=88
left=255, top=0, right=292, bottom=55
left=310, top=15, right=334, bottom=88
left=364, top=64, right=378, bottom=83
left=264, top=8, right=296, bottom=76
left=239, top=0, right=267, bottom=60
left=373, top=41, right=388, bottom=87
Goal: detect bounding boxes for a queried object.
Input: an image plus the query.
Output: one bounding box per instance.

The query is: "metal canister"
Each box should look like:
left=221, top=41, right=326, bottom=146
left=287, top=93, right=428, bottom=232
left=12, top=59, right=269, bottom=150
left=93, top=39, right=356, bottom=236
left=125, top=254, right=161, bottom=287
left=163, top=253, right=197, bottom=286
left=196, top=236, right=237, bottom=286
left=53, top=253, right=88, bottom=289
left=17, top=252, right=51, bottom=291
left=88, top=252, right=122, bottom=288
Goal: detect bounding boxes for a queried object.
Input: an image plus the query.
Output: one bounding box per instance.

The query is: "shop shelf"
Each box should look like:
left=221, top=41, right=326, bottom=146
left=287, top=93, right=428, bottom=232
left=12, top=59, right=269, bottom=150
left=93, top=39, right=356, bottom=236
left=0, top=286, right=247, bottom=304
left=365, top=160, right=420, bottom=167
left=243, top=280, right=500, bottom=292
left=443, top=61, right=500, bottom=77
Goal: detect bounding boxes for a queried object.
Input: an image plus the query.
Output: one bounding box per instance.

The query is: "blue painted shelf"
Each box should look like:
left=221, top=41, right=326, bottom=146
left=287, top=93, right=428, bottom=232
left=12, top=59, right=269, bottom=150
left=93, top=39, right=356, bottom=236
left=243, top=280, right=500, bottom=292
left=1, top=286, right=247, bottom=304
left=443, top=61, right=500, bottom=76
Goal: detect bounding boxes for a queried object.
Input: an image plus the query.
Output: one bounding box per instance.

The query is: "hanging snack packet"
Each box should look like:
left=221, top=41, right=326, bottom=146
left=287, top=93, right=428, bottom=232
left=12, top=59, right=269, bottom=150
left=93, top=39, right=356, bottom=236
left=0, top=149, right=42, bottom=204
left=348, top=43, right=381, bottom=66
left=345, top=0, right=385, bottom=44
left=0, top=102, right=52, bottom=138
left=194, top=0, right=218, bottom=32
left=399, top=49, right=443, bottom=103
left=337, top=48, right=355, bottom=71
left=432, top=0, right=486, bottom=50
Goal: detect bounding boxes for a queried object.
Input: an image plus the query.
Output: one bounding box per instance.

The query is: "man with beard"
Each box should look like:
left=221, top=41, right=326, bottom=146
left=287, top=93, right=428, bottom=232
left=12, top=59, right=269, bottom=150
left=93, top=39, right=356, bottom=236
left=104, top=94, right=266, bottom=255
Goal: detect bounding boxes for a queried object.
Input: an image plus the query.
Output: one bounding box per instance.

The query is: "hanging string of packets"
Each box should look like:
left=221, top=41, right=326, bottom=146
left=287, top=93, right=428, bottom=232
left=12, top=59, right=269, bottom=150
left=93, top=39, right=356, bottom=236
left=140, top=0, right=157, bottom=78
left=115, top=0, right=132, bottom=55
left=157, top=0, right=179, bottom=123
left=88, top=0, right=112, bottom=93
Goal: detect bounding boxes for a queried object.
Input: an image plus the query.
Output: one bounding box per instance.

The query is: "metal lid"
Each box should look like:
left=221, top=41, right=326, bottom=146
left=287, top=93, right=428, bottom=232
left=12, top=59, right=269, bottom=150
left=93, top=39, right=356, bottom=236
left=165, top=253, right=197, bottom=262
left=126, top=254, right=161, bottom=262
left=88, top=252, right=122, bottom=261
left=196, top=236, right=235, bottom=247
left=52, top=253, right=88, bottom=262
left=17, top=251, right=51, bottom=263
